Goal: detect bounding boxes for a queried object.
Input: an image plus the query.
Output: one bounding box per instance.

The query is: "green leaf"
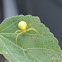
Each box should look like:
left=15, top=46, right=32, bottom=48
left=0, top=15, right=62, bottom=62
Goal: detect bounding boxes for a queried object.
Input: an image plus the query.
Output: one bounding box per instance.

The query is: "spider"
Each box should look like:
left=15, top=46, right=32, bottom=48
left=15, top=21, right=39, bottom=44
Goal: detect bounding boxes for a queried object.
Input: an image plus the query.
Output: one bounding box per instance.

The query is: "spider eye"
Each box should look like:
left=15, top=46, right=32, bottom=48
left=18, top=21, right=27, bottom=30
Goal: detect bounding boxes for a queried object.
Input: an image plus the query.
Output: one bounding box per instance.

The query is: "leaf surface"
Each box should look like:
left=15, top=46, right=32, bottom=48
left=0, top=15, right=62, bottom=62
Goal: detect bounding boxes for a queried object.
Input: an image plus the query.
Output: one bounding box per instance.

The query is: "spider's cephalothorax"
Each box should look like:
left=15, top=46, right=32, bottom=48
left=15, top=21, right=39, bottom=44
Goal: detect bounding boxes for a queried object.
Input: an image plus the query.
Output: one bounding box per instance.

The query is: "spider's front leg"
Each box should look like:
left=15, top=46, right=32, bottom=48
left=16, top=32, right=22, bottom=44
left=14, top=30, right=21, bottom=34
left=26, top=28, right=39, bottom=33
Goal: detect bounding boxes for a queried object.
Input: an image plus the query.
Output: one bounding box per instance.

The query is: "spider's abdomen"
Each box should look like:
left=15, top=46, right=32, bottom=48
left=18, top=21, right=27, bottom=30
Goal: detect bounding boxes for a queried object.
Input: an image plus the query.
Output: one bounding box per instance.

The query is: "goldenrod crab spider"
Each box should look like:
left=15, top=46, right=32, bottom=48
left=15, top=21, right=39, bottom=44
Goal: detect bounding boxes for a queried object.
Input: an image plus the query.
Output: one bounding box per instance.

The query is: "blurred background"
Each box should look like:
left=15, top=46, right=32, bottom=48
left=0, top=0, right=62, bottom=62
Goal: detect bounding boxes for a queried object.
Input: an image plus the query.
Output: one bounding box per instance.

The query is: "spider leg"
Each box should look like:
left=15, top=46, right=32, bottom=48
left=26, top=28, right=39, bottom=33
left=16, top=32, right=22, bottom=44
left=14, top=30, right=21, bottom=34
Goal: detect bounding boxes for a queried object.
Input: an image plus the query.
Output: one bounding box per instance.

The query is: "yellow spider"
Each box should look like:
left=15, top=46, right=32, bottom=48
left=15, top=21, right=39, bottom=44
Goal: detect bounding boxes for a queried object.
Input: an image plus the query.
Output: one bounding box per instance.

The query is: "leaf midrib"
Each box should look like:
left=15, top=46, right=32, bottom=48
left=0, top=33, right=52, bottom=37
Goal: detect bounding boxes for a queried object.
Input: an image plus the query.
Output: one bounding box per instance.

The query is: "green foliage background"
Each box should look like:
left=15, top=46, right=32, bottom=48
left=0, top=15, right=62, bottom=62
